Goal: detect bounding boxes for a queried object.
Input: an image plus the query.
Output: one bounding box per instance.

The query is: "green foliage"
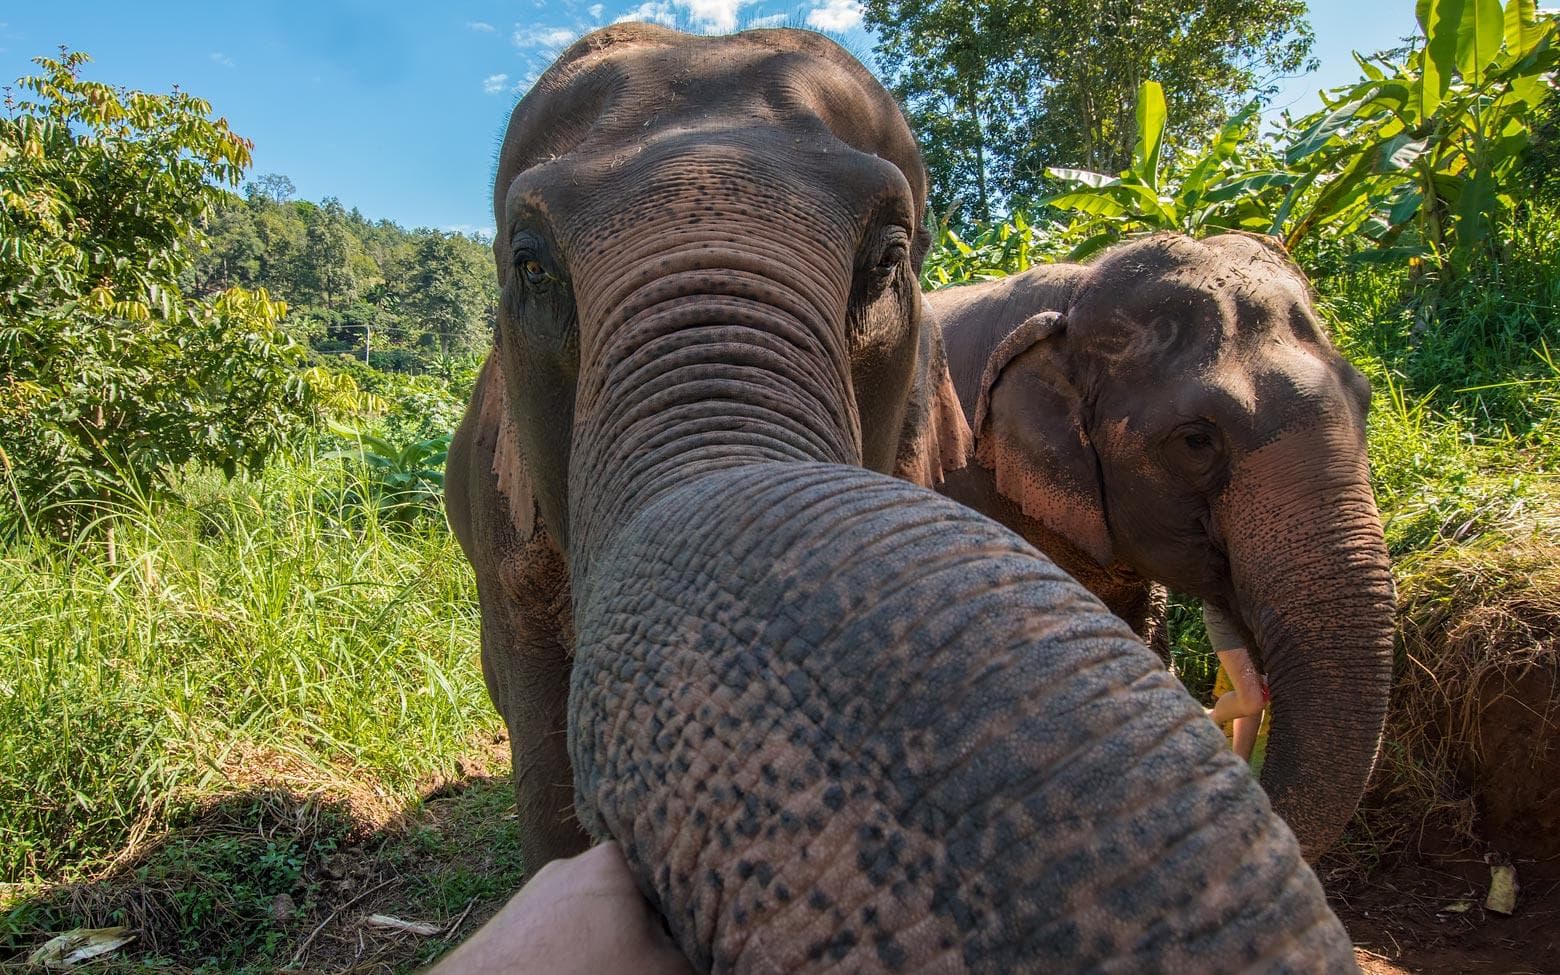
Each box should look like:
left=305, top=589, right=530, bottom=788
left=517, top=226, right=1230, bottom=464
left=402, top=232, right=491, bottom=357
left=299, top=198, right=358, bottom=308
left=191, top=193, right=498, bottom=370
left=1041, top=4, right=1558, bottom=274
left=0, top=52, right=313, bottom=527
left=919, top=211, right=1089, bottom=286
left=1324, top=199, right=1560, bottom=435
left=865, top=0, right=1314, bottom=223
left=1041, top=84, right=1292, bottom=254
left=1165, top=594, right=1220, bottom=705
left=1274, top=0, right=1558, bottom=273
left=324, top=425, right=451, bottom=521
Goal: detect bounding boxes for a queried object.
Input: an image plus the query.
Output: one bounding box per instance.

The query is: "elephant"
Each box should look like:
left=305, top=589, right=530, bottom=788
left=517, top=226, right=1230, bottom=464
left=445, top=25, right=1355, bottom=971
left=448, top=105, right=973, bottom=876
left=928, top=232, right=1397, bottom=861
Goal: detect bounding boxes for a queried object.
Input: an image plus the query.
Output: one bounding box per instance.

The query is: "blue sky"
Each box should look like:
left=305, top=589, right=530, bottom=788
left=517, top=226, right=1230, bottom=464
left=3, top=2, right=1419, bottom=234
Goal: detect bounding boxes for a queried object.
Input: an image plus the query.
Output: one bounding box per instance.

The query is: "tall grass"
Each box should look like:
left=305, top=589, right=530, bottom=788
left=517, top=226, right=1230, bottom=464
left=0, top=453, right=492, bottom=886
left=1309, top=203, right=1559, bottom=560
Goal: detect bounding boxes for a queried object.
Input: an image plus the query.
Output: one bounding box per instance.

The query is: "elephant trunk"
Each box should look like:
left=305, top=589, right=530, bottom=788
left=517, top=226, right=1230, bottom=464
left=561, top=240, right=1353, bottom=967
left=566, top=233, right=864, bottom=581
left=572, top=465, right=1353, bottom=971
left=1219, top=425, right=1396, bottom=861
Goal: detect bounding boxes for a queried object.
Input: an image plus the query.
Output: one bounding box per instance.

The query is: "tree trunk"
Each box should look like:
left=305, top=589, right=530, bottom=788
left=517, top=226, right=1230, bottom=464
left=965, top=80, right=991, bottom=222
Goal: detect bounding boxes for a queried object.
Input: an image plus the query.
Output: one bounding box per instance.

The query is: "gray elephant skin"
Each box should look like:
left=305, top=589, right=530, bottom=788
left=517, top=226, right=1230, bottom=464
left=930, top=232, right=1397, bottom=861
left=446, top=26, right=1356, bottom=972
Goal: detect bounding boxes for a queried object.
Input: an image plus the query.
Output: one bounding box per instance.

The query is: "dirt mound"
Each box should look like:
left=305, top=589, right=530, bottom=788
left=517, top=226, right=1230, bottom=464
left=1353, top=538, right=1560, bottom=874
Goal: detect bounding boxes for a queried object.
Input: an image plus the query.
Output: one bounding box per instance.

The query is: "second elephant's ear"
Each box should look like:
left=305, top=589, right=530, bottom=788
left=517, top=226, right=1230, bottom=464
left=973, top=311, right=1113, bottom=567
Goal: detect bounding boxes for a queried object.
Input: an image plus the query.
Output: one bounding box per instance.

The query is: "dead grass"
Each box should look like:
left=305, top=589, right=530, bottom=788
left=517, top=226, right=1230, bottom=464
left=1335, top=530, right=1560, bottom=876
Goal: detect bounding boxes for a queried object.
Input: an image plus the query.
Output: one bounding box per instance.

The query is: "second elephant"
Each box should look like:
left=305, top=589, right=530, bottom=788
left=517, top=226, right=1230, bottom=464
left=930, top=232, right=1397, bottom=860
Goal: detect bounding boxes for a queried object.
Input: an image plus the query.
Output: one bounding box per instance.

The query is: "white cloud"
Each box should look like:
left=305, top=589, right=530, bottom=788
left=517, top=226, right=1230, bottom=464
left=616, top=2, right=677, bottom=27
left=208, top=52, right=235, bottom=67
left=483, top=72, right=510, bottom=93
left=683, top=0, right=756, bottom=31
left=588, top=3, right=604, bottom=18
left=805, top=0, right=863, bottom=32
left=748, top=12, right=787, bottom=27
left=467, top=20, right=496, bottom=32
left=615, top=0, right=758, bottom=32
left=512, top=25, right=579, bottom=47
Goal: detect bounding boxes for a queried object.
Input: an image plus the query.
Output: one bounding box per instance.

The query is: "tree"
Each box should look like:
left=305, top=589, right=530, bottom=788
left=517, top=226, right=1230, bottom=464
left=246, top=171, right=296, bottom=203
left=403, top=232, right=489, bottom=356
left=250, top=197, right=308, bottom=292
left=192, top=195, right=265, bottom=293
left=0, top=51, right=312, bottom=531
left=300, top=197, right=359, bottom=308
left=865, top=0, right=1316, bottom=224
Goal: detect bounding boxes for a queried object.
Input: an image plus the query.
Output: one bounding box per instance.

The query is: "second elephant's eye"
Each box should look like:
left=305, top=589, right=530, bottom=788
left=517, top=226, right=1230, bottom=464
left=878, top=241, right=907, bottom=271
left=1165, top=421, right=1227, bottom=489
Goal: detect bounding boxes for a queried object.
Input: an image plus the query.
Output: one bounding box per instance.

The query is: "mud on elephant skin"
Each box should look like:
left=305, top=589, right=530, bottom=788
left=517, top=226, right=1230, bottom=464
left=930, top=232, right=1397, bottom=861
left=448, top=27, right=1354, bottom=970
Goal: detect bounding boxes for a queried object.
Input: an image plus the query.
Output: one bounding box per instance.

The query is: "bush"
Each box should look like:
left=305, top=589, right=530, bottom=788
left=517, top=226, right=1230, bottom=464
left=0, top=52, right=314, bottom=530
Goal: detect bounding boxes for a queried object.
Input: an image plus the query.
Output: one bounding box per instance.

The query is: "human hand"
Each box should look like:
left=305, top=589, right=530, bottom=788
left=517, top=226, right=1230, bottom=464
left=425, top=842, right=695, bottom=975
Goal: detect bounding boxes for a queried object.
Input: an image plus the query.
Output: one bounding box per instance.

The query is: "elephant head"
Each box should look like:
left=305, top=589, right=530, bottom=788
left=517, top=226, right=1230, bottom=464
left=936, top=232, right=1396, bottom=859
left=486, top=29, right=1351, bottom=969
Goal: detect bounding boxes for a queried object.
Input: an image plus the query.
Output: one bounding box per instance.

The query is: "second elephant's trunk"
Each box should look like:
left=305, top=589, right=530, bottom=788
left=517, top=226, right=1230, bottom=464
left=1220, top=426, right=1396, bottom=860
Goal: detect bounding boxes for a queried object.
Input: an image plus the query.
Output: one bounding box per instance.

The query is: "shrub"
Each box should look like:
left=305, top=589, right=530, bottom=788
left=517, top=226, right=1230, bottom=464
left=0, top=52, right=313, bottom=531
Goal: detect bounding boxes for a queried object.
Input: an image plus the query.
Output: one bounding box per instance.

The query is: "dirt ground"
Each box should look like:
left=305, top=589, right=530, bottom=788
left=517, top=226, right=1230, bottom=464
left=6, top=739, right=1558, bottom=974
left=1330, top=849, right=1560, bottom=975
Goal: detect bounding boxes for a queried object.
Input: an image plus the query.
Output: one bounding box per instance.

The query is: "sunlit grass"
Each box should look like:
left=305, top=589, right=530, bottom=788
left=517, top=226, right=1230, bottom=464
left=0, top=454, right=492, bottom=886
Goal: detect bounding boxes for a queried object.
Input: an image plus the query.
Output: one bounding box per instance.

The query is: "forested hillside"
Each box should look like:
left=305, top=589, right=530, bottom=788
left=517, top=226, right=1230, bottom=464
left=190, top=183, right=497, bottom=370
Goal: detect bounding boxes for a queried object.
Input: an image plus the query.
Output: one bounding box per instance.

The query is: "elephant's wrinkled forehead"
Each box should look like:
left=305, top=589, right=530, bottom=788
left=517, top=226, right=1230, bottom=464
left=1075, top=232, right=1325, bottom=355
left=493, top=26, right=923, bottom=229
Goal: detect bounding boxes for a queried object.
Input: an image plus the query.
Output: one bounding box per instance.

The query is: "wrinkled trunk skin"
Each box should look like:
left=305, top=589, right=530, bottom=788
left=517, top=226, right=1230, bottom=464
left=559, top=229, right=1354, bottom=971
left=1219, top=426, right=1397, bottom=862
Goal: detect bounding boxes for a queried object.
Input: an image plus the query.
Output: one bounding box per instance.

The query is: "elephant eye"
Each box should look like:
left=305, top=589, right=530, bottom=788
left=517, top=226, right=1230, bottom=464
left=1165, top=421, right=1227, bottom=488
left=877, top=240, right=907, bottom=271
left=1184, top=430, right=1214, bottom=451
left=521, top=258, right=549, bottom=286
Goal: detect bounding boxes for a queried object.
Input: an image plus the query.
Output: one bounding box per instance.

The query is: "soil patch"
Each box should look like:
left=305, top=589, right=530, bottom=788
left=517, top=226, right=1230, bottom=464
left=6, top=734, right=1559, bottom=972
left=1330, top=853, right=1560, bottom=974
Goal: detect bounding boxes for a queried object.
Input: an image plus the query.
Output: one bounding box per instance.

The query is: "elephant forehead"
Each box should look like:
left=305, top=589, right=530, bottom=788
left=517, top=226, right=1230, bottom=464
left=533, top=125, right=907, bottom=220
left=494, top=29, right=922, bottom=219
left=1248, top=345, right=1364, bottom=429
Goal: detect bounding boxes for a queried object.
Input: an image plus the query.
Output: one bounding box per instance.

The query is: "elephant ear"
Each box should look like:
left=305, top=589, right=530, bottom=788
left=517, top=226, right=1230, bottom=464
left=893, top=304, right=973, bottom=488
left=973, top=311, right=1113, bottom=567
left=480, top=359, right=536, bottom=539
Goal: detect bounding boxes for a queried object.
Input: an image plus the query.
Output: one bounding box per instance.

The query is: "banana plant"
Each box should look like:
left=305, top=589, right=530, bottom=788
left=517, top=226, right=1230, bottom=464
left=1274, top=0, right=1557, bottom=273
left=323, top=422, right=450, bottom=519
left=1039, top=81, right=1294, bottom=258
left=921, top=211, right=1056, bottom=287
left=1040, top=1, right=1556, bottom=273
